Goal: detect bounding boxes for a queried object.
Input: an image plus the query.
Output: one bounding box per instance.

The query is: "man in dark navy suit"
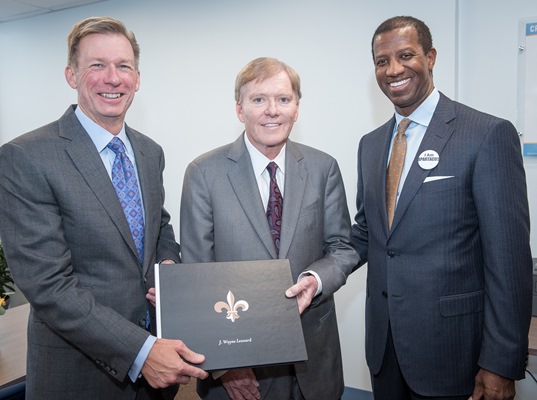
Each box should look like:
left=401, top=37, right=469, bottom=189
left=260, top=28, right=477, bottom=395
left=352, top=15, right=532, bottom=400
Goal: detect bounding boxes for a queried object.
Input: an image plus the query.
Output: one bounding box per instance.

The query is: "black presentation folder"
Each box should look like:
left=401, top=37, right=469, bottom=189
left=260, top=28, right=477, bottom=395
left=155, top=259, right=308, bottom=371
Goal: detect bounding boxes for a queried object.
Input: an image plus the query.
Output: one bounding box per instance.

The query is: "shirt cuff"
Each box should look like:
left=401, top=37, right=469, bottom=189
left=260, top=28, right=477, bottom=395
left=298, top=271, right=322, bottom=297
left=129, top=335, right=157, bottom=382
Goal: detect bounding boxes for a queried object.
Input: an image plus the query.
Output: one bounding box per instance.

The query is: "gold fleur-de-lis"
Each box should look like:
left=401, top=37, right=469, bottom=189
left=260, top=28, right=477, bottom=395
left=214, top=290, right=249, bottom=322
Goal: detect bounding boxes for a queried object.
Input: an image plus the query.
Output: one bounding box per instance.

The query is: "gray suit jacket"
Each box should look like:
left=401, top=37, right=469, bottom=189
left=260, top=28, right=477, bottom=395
left=180, top=134, right=358, bottom=400
left=352, top=93, right=533, bottom=396
left=0, top=106, right=180, bottom=400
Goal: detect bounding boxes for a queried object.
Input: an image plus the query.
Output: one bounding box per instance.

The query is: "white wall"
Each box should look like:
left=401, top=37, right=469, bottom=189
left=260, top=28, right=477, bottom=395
left=0, top=0, right=460, bottom=391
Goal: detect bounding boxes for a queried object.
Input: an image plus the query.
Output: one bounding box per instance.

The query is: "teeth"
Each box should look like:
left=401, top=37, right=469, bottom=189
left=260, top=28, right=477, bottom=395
left=263, top=123, right=279, bottom=127
left=390, top=78, right=410, bottom=87
left=101, top=93, right=121, bottom=99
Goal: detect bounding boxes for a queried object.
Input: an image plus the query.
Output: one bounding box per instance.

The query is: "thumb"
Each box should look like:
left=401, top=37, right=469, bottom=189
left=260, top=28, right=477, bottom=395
left=469, top=385, right=482, bottom=400
left=174, top=342, right=205, bottom=365
left=285, top=282, right=304, bottom=298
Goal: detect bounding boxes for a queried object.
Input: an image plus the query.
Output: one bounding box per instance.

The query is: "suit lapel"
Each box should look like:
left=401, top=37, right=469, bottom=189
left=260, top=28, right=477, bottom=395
left=278, top=141, right=306, bottom=258
left=390, top=94, right=456, bottom=234
left=61, top=108, right=142, bottom=269
left=227, top=135, right=278, bottom=257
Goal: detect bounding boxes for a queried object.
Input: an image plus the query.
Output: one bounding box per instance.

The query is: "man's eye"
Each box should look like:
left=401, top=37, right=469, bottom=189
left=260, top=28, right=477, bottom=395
left=252, top=98, right=264, bottom=103
left=91, top=64, right=104, bottom=68
left=401, top=53, right=414, bottom=60
left=375, top=59, right=387, bottom=67
left=279, top=97, right=291, bottom=104
left=119, top=65, right=133, bottom=70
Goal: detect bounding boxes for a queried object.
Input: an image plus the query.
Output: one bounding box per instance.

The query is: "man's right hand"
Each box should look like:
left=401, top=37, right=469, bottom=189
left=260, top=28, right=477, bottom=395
left=220, top=368, right=260, bottom=400
left=142, top=338, right=208, bottom=388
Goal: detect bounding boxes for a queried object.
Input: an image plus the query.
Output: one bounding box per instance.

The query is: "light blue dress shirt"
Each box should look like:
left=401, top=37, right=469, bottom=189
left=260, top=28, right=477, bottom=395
left=74, top=106, right=154, bottom=382
left=388, top=88, right=440, bottom=205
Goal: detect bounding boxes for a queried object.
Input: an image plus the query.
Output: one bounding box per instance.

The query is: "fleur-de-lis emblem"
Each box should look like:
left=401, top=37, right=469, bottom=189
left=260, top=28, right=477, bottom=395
left=214, top=290, right=249, bottom=322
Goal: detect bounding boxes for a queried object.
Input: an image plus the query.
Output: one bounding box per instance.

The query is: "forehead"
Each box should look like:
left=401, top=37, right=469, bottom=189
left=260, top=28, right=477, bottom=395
left=373, top=26, right=420, bottom=57
left=78, top=33, right=134, bottom=59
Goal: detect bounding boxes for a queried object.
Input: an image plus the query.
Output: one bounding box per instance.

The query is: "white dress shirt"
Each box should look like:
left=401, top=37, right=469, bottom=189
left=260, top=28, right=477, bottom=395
left=243, top=133, right=322, bottom=295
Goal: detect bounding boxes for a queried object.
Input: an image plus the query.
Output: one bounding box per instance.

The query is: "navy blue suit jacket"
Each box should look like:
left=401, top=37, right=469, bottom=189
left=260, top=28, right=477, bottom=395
left=352, top=93, right=532, bottom=396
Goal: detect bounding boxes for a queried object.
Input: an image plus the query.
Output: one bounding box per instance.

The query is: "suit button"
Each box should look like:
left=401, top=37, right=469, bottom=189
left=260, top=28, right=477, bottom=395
left=382, top=291, right=388, bottom=298
left=139, top=318, right=146, bottom=327
left=387, top=251, right=395, bottom=258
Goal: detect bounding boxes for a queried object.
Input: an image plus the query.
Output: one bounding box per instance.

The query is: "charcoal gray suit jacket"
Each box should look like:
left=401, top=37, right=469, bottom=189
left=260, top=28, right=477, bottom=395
left=180, top=134, right=359, bottom=400
left=0, top=106, right=180, bottom=399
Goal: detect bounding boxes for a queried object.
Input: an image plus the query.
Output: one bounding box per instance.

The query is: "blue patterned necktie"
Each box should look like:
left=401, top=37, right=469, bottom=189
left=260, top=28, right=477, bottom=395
left=266, top=162, right=283, bottom=255
left=107, top=137, right=145, bottom=263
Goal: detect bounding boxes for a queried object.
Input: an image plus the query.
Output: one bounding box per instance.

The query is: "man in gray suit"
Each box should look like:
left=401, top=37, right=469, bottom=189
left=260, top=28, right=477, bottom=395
left=180, top=57, right=358, bottom=400
left=351, top=16, right=532, bottom=400
left=0, top=17, right=207, bottom=400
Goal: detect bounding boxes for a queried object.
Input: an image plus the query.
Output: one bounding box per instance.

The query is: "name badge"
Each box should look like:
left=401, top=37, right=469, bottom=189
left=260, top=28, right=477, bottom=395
left=418, top=150, right=439, bottom=170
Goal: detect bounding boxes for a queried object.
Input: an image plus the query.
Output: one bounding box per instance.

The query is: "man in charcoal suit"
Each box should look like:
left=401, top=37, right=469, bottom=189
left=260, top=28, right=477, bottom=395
left=0, top=16, right=207, bottom=400
left=179, top=57, right=359, bottom=400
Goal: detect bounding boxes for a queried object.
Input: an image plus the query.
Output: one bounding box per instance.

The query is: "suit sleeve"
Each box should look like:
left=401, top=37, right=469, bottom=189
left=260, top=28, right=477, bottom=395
left=351, top=138, right=369, bottom=267
left=180, top=161, right=215, bottom=262
left=472, top=119, right=532, bottom=380
left=305, top=158, right=359, bottom=300
left=155, top=149, right=181, bottom=263
left=0, top=142, right=149, bottom=381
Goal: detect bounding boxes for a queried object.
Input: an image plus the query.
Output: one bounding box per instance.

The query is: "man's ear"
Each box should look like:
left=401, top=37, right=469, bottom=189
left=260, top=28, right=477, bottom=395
left=65, top=65, right=77, bottom=89
left=236, top=102, right=245, bottom=123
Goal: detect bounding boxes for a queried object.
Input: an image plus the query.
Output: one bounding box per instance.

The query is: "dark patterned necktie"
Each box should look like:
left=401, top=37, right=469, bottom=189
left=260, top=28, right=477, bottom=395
left=386, top=118, right=411, bottom=229
left=107, top=137, right=145, bottom=263
left=266, top=162, right=283, bottom=255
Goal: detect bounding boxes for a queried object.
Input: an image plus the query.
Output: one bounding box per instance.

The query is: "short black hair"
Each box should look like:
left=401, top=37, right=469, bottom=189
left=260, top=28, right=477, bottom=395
left=371, top=16, right=433, bottom=59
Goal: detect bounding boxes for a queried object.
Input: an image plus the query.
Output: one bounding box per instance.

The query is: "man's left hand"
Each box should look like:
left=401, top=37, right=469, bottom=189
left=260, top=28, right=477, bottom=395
left=145, top=260, right=175, bottom=307
left=469, top=368, right=515, bottom=400
left=285, top=275, right=318, bottom=314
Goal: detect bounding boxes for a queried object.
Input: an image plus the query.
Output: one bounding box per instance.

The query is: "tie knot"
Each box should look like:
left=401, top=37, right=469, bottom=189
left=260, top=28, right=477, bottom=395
left=397, top=118, right=411, bottom=135
left=107, top=137, right=126, bottom=155
left=266, top=162, right=279, bottom=179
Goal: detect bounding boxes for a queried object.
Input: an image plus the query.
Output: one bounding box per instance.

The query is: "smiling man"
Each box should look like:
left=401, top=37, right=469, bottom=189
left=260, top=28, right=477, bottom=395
left=0, top=16, right=208, bottom=400
left=351, top=16, right=532, bottom=400
left=178, top=57, right=358, bottom=400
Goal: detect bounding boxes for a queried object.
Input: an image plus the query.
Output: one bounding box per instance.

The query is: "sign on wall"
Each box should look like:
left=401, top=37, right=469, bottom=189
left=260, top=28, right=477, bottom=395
left=518, top=18, right=537, bottom=156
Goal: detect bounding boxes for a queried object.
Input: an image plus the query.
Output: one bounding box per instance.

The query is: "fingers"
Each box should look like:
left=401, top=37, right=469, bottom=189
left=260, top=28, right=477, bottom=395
left=285, top=275, right=317, bottom=298
left=146, top=287, right=156, bottom=307
left=142, top=338, right=208, bottom=389
left=221, top=368, right=260, bottom=400
left=471, top=368, right=515, bottom=400
left=285, top=280, right=306, bottom=298
left=285, top=275, right=318, bottom=314
left=174, top=339, right=206, bottom=367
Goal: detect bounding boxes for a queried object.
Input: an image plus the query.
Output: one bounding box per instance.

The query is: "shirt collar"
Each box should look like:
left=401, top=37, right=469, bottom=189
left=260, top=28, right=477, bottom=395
left=243, top=133, right=286, bottom=177
left=75, top=105, right=129, bottom=153
left=394, top=87, right=440, bottom=130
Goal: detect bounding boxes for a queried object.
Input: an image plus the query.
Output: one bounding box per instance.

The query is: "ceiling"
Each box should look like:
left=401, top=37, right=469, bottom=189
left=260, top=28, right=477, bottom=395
left=0, top=0, right=108, bottom=23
